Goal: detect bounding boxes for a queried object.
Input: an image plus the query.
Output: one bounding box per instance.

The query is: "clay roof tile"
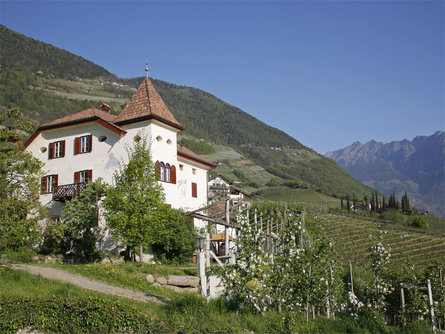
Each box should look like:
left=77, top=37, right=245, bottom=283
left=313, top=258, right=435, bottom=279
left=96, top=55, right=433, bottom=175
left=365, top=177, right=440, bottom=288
left=114, top=78, right=183, bottom=130
left=177, top=144, right=215, bottom=168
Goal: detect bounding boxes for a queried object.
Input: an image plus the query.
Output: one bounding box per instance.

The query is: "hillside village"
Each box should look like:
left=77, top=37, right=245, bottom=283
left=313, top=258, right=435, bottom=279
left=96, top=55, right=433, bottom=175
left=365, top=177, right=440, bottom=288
left=1, top=24, right=444, bottom=334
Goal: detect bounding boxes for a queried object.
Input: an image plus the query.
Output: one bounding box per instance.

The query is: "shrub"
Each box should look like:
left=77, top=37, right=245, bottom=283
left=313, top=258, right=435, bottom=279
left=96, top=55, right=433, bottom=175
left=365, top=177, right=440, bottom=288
left=0, top=297, right=152, bottom=334
left=410, top=216, right=429, bottom=229
left=150, top=207, right=195, bottom=264
left=1, top=249, right=38, bottom=263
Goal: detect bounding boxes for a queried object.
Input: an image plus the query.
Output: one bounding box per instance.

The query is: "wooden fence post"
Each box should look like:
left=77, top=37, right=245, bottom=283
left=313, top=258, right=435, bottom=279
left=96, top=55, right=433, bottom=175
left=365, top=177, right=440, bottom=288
left=225, top=199, right=230, bottom=257
left=400, top=285, right=406, bottom=326
left=349, top=263, right=354, bottom=295
left=427, top=279, right=436, bottom=332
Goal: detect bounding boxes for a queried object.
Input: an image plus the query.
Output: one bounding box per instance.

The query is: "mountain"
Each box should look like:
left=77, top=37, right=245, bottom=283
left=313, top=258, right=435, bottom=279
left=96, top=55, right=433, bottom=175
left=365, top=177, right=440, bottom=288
left=0, top=25, right=116, bottom=80
left=0, top=25, right=373, bottom=201
left=325, top=131, right=445, bottom=217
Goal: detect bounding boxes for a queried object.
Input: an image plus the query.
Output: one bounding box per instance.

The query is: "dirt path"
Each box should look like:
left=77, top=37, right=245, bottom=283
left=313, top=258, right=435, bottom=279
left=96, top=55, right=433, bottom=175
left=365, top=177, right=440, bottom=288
left=11, top=264, right=167, bottom=305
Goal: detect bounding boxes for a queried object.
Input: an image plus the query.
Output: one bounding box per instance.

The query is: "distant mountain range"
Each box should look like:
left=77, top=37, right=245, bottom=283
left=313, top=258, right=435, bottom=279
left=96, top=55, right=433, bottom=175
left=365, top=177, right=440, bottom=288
left=325, top=131, right=445, bottom=217
left=0, top=24, right=373, bottom=200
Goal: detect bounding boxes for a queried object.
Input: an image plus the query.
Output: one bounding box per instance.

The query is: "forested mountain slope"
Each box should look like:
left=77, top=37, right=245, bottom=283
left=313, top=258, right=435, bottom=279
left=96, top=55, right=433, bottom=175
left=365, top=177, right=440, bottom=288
left=0, top=24, right=372, bottom=200
left=325, top=131, right=445, bottom=217
left=0, top=25, right=116, bottom=80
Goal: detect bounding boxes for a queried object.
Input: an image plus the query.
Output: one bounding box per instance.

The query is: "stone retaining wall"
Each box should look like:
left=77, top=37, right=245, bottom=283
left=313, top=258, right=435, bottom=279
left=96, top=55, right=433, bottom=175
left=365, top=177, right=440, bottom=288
left=144, top=274, right=200, bottom=293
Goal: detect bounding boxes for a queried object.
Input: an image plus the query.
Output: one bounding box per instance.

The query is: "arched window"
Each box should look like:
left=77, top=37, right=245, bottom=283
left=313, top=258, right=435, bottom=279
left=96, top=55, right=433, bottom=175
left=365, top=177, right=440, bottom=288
left=159, top=162, right=165, bottom=181
left=165, top=164, right=171, bottom=183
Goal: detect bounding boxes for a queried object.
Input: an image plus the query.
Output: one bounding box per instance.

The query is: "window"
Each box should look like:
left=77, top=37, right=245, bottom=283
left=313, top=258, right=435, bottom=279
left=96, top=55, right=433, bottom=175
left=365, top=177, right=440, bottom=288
left=165, top=164, right=171, bottom=182
left=80, top=170, right=89, bottom=183
left=41, top=174, right=58, bottom=194
left=74, top=135, right=92, bottom=154
left=159, top=162, right=165, bottom=181
left=74, top=170, right=92, bottom=184
left=192, top=168, right=196, bottom=175
left=81, top=136, right=89, bottom=153
left=192, top=182, right=197, bottom=198
left=156, top=161, right=176, bottom=184
left=179, top=164, right=184, bottom=171
left=48, top=140, right=65, bottom=159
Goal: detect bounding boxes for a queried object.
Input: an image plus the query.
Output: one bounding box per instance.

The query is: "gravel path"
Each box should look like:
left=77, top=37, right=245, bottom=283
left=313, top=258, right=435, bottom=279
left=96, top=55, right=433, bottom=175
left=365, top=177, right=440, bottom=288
left=11, top=264, right=168, bottom=304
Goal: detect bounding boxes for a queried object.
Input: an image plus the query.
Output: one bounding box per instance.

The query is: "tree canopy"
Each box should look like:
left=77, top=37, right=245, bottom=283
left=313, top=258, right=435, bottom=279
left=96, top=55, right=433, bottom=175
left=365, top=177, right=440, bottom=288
left=102, top=134, right=165, bottom=262
left=0, top=107, right=45, bottom=250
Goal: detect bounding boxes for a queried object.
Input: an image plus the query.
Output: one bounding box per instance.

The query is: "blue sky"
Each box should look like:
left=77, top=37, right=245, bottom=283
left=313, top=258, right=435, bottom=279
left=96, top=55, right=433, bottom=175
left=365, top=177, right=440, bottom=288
left=1, top=1, right=443, bottom=153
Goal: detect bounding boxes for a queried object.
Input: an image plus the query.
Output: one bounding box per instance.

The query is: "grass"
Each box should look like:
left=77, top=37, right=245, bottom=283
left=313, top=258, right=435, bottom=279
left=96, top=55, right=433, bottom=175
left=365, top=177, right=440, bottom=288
left=36, top=262, right=196, bottom=300
left=1, top=264, right=433, bottom=333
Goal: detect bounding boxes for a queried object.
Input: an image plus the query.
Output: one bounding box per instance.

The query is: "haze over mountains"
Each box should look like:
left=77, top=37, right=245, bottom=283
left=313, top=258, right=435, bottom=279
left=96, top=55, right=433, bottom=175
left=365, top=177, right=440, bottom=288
left=326, top=131, right=445, bottom=217
left=1, top=24, right=373, bottom=202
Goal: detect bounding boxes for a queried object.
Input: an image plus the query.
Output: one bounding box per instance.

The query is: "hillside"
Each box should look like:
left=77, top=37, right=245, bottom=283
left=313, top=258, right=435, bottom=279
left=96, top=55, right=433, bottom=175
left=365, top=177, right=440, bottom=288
left=325, top=132, right=445, bottom=217
left=0, top=25, right=116, bottom=80
left=0, top=24, right=372, bottom=201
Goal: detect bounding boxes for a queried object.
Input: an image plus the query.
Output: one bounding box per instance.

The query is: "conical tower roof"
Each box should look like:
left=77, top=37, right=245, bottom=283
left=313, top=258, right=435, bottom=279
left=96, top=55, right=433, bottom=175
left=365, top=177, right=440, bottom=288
left=114, top=78, right=183, bottom=130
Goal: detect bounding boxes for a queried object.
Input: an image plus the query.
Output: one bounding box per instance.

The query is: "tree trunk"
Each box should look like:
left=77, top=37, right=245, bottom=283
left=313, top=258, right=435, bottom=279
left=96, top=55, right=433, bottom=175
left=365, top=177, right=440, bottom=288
left=139, top=242, right=143, bottom=263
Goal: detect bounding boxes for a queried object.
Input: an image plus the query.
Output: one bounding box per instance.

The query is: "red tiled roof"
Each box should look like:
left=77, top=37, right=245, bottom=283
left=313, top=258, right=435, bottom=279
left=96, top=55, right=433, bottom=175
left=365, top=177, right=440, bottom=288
left=114, top=78, right=183, bottom=130
left=39, top=108, right=118, bottom=129
left=177, top=145, right=215, bottom=168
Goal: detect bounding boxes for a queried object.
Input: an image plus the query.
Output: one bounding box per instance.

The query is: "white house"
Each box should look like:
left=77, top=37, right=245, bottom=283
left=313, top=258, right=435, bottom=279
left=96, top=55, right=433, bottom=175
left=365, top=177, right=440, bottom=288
left=25, top=77, right=215, bottom=234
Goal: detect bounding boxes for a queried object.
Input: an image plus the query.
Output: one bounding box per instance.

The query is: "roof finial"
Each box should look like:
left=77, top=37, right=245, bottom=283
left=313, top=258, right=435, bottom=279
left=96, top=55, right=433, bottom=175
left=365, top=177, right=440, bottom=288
left=145, top=62, right=149, bottom=79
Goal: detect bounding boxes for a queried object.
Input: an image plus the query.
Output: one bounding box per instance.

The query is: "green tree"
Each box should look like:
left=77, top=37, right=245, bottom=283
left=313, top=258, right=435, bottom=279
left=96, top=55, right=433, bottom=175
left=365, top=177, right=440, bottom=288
left=388, top=192, right=395, bottom=208
left=150, top=205, right=195, bottom=264
left=102, top=134, right=165, bottom=262
left=0, top=107, right=45, bottom=251
left=346, top=195, right=350, bottom=211
left=59, top=179, right=108, bottom=262
left=401, top=192, right=411, bottom=214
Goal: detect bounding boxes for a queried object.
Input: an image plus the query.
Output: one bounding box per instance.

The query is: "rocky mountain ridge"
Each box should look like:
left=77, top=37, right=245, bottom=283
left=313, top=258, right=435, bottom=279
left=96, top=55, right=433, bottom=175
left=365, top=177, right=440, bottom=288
left=325, top=131, right=445, bottom=217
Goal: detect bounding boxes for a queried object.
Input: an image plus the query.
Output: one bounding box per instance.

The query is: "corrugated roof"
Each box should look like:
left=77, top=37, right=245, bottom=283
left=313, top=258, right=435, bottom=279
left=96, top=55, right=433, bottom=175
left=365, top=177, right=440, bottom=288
left=114, top=78, right=183, bottom=130
left=177, top=145, right=216, bottom=168
left=39, top=108, right=118, bottom=128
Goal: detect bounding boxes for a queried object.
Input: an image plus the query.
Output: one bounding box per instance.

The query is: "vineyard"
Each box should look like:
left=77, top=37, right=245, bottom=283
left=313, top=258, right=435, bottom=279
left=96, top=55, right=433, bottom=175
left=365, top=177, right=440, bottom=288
left=310, top=214, right=445, bottom=267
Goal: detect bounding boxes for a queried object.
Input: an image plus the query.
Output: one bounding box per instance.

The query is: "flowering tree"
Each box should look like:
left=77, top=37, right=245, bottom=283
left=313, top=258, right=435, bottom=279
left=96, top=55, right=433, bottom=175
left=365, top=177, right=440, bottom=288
left=368, top=229, right=392, bottom=313
left=220, top=207, right=342, bottom=317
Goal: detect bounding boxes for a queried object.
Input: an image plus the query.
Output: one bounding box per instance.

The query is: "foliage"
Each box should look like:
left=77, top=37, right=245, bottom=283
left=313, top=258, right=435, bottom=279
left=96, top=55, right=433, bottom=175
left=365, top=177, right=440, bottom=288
left=0, top=249, right=38, bottom=263
left=401, top=192, right=411, bottom=214
left=0, top=296, right=152, bottom=334
left=59, top=179, right=108, bottom=262
left=0, top=107, right=45, bottom=251
left=179, top=137, right=214, bottom=155
left=103, top=134, right=165, bottom=262
left=410, top=216, right=428, bottom=229
left=150, top=206, right=196, bottom=264
left=220, top=209, right=342, bottom=317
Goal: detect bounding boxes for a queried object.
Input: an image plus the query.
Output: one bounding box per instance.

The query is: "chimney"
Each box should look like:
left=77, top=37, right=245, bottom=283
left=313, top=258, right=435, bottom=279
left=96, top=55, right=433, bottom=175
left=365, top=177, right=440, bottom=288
left=100, top=103, right=111, bottom=113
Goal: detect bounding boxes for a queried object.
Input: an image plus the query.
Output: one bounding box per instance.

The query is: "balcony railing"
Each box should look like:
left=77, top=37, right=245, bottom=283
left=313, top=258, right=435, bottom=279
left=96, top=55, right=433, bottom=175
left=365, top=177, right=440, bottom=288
left=53, top=182, right=87, bottom=202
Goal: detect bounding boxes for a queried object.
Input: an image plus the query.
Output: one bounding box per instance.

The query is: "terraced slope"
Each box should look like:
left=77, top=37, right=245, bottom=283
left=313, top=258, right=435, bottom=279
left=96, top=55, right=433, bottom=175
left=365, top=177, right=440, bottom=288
left=310, top=214, right=445, bottom=267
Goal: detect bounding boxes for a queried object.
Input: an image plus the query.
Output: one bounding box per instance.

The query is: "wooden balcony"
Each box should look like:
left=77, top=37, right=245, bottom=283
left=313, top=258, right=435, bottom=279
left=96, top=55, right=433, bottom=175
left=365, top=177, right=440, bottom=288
left=53, top=182, right=87, bottom=202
